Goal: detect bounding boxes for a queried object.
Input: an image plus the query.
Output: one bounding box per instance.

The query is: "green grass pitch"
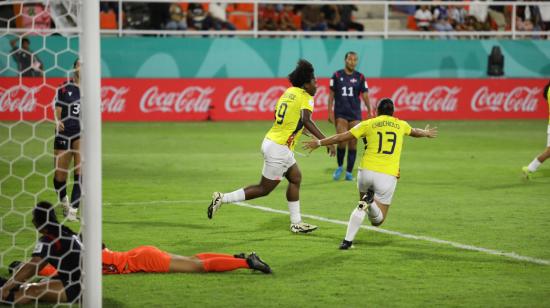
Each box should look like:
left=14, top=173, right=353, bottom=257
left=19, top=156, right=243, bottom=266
left=1, top=120, right=549, bottom=307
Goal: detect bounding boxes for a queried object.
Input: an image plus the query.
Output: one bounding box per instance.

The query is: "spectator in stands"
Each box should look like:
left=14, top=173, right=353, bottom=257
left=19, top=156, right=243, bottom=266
left=448, top=5, right=468, bottom=30
left=301, top=5, right=327, bottom=31
left=433, top=5, right=454, bottom=35
left=414, top=5, right=433, bottom=31
left=488, top=0, right=509, bottom=30
left=21, top=3, right=51, bottom=35
left=166, top=3, right=187, bottom=30
left=187, top=3, right=215, bottom=30
left=10, top=37, right=43, bottom=77
left=340, top=5, right=364, bottom=32
left=209, top=2, right=236, bottom=30
left=322, top=4, right=344, bottom=31
left=258, top=4, right=279, bottom=31
left=279, top=4, right=298, bottom=31
left=517, top=3, right=543, bottom=32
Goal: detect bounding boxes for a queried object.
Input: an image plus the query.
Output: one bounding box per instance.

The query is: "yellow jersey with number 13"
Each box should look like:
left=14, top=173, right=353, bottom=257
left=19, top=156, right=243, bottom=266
left=349, top=115, right=412, bottom=177
left=265, top=87, right=314, bottom=151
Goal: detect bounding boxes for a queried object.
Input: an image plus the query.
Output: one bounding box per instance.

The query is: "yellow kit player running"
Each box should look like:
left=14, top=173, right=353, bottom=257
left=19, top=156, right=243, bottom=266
left=208, top=59, right=336, bottom=233
left=522, top=80, right=550, bottom=179
left=303, top=98, right=437, bottom=249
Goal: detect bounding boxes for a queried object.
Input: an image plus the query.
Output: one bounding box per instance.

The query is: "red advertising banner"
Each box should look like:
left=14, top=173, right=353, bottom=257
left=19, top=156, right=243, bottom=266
left=1, top=77, right=547, bottom=122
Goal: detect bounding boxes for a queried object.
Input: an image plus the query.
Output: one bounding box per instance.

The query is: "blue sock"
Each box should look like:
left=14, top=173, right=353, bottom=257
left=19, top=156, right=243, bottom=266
left=337, top=148, right=346, bottom=167
left=347, top=149, right=357, bottom=173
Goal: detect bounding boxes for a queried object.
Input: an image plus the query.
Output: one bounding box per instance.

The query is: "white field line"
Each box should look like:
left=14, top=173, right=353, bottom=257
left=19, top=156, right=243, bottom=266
left=104, top=199, right=550, bottom=266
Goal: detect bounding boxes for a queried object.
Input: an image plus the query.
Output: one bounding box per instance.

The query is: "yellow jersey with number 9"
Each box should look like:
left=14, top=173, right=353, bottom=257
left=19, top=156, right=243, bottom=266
left=349, top=115, right=412, bottom=177
left=265, top=87, right=314, bottom=151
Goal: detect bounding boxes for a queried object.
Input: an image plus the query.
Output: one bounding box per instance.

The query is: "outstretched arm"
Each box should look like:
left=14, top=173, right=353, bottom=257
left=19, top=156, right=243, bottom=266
left=302, top=109, right=336, bottom=156
left=303, top=131, right=355, bottom=152
left=410, top=124, right=438, bottom=138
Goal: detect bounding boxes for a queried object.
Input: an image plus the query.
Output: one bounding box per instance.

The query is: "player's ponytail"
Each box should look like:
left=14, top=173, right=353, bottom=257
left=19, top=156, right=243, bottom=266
left=288, top=59, right=314, bottom=88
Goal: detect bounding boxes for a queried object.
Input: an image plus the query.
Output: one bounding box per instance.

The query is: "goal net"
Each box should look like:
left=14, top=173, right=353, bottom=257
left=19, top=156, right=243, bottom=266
left=0, top=0, right=101, bottom=306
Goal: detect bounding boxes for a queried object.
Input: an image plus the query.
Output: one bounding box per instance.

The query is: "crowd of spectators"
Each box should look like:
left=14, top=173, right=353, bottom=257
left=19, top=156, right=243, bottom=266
left=1, top=1, right=549, bottom=37
left=412, top=1, right=549, bottom=36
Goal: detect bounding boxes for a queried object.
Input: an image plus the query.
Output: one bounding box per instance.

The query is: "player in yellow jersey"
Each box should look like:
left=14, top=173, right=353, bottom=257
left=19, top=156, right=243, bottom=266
left=303, top=98, right=437, bottom=249
left=522, top=80, right=550, bottom=179
left=208, top=59, right=336, bottom=233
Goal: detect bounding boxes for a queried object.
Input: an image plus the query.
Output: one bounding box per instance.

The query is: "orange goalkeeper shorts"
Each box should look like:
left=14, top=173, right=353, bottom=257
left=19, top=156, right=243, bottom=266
left=126, top=245, right=171, bottom=273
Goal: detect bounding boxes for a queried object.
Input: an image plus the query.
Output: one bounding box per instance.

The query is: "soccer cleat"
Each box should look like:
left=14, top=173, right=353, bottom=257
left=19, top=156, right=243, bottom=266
left=362, top=188, right=375, bottom=205
left=234, top=253, right=246, bottom=259
left=290, top=222, right=318, bottom=234
left=333, top=166, right=343, bottom=180
left=64, top=206, right=79, bottom=222
left=62, top=197, right=78, bottom=222
left=522, top=166, right=533, bottom=180
left=339, top=240, right=353, bottom=250
left=207, top=192, right=223, bottom=219
left=345, top=171, right=353, bottom=181
left=246, top=252, right=272, bottom=274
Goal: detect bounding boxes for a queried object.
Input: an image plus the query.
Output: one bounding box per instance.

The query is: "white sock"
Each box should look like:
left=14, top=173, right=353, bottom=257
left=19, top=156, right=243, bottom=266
left=288, top=201, right=302, bottom=224
left=527, top=158, right=542, bottom=172
left=367, top=202, right=384, bottom=225
left=221, top=188, right=245, bottom=203
left=344, top=208, right=366, bottom=242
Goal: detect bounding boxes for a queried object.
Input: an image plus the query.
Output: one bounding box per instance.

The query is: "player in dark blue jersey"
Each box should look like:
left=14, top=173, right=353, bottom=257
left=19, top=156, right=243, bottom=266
left=328, top=51, right=372, bottom=181
left=0, top=201, right=81, bottom=305
left=53, top=59, right=81, bottom=221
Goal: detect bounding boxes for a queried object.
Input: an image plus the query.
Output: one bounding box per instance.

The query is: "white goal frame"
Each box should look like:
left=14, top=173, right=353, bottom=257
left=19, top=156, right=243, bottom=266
left=82, top=0, right=102, bottom=307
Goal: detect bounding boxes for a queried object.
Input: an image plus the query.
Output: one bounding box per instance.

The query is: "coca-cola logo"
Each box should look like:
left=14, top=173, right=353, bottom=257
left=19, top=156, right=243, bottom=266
left=0, top=86, right=37, bottom=112
left=101, top=86, right=128, bottom=113
left=140, top=86, right=213, bottom=113
left=225, top=86, right=285, bottom=112
left=471, top=86, right=540, bottom=112
left=392, top=86, right=459, bottom=112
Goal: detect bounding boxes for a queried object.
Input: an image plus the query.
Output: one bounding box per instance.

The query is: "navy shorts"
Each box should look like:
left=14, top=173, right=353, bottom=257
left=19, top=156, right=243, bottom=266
left=54, top=130, right=80, bottom=150
left=334, top=112, right=361, bottom=122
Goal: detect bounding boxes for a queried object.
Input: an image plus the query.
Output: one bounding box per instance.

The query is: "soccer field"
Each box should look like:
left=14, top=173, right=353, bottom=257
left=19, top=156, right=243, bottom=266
left=2, top=120, right=550, bottom=307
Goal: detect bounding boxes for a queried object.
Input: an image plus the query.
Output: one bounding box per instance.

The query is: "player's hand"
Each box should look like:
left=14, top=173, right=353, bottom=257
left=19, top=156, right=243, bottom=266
left=424, top=124, right=438, bottom=138
left=302, top=138, right=321, bottom=153
left=328, top=112, right=334, bottom=124
left=326, top=144, right=336, bottom=157
left=56, top=121, right=64, bottom=132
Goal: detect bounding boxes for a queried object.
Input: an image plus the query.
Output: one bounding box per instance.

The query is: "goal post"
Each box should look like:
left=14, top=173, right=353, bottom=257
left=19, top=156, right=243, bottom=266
left=0, top=0, right=102, bottom=306
left=81, top=0, right=102, bottom=306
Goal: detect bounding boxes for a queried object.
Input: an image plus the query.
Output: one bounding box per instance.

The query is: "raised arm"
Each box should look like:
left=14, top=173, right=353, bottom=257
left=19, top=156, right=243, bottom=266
left=302, top=109, right=336, bottom=156
left=409, top=124, right=438, bottom=138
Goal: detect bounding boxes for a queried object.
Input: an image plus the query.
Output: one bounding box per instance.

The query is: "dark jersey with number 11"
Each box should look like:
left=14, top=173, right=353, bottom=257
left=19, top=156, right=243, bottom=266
left=330, top=69, right=368, bottom=121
